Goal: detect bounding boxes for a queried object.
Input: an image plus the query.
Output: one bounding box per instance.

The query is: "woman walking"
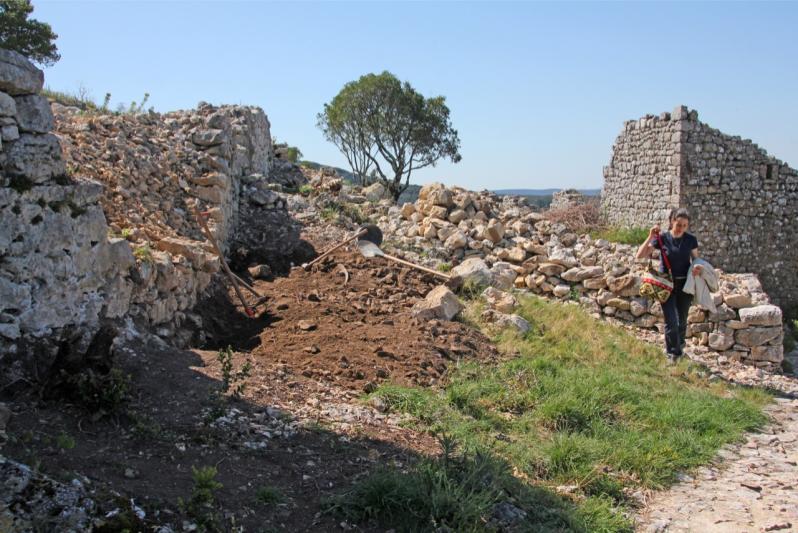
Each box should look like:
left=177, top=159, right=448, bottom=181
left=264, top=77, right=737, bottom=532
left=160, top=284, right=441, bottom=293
left=636, top=208, right=703, bottom=361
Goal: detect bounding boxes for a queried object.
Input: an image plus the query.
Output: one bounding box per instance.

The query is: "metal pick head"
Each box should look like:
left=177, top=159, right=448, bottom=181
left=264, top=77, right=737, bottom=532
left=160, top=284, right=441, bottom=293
left=358, top=224, right=383, bottom=246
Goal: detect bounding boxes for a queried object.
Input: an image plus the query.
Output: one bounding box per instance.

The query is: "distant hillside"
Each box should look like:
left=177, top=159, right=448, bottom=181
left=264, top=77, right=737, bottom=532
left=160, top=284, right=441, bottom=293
left=494, top=188, right=601, bottom=196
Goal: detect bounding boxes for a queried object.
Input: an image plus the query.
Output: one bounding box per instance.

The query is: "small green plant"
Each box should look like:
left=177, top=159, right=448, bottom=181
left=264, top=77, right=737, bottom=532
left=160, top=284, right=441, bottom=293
left=61, top=368, right=130, bottom=415
left=254, top=485, right=284, bottom=506
left=120, top=228, right=133, bottom=239
left=179, top=466, right=223, bottom=530
left=459, top=277, right=486, bottom=300
left=217, top=346, right=252, bottom=398
left=437, top=262, right=452, bottom=273
left=133, top=245, right=153, bottom=263
left=590, top=226, right=649, bottom=245
left=298, top=184, right=313, bottom=196
left=341, top=204, right=367, bottom=224
left=320, top=204, right=341, bottom=221
left=56, top=431, right=76, bottom=450
left=569, top=285, right=580, bottom=301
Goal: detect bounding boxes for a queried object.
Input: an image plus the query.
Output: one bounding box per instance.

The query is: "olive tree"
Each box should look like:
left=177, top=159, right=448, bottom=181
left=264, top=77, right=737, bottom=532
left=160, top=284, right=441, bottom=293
left=318, top=71, right=461, bottom=200
left=0, top=0, right=60, bottom=66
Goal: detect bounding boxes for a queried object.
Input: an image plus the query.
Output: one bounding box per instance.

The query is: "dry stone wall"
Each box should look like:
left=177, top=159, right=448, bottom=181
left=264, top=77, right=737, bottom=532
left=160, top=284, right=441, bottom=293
left=375, top=183, right=784, bottom=370
left=682, top=119, right=798, bottom=308
left=0, top=49, right=131, bottom=384
left=602, top=105, right=798, bottom=308
left=0, top=48, right=298, bottom=386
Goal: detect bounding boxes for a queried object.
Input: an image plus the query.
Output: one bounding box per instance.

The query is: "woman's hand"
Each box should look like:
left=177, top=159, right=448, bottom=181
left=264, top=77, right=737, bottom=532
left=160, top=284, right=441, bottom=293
left=648, top=224, right=661, bottom=240
left=692, top=264, right=703, bottom=277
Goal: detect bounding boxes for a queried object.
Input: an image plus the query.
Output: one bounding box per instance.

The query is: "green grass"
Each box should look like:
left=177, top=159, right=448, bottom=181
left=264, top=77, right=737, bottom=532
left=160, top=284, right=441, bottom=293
left=341, top=295, right=770, bottom=531
left=255, top=485, right=284, bottom=506
left=42, top=87, right=101, bottom=112
left=590, top=227, right=649, bottom=245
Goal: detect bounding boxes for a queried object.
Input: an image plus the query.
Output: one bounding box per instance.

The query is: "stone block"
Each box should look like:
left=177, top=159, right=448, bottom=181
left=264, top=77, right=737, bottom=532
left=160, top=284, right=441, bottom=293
left=412, top=285, right=463, bottom=321
left=13, top=95, right=54, bottom=133
left=0, top=49, right=44, bottom=95
left=739, top=305, right=782, bottom=327
left=3, top=133, right=66, bottom=183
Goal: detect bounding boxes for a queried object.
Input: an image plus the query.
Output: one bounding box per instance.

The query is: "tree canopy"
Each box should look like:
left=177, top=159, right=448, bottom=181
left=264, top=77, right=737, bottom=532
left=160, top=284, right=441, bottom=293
left=0, top=0, right=60, bottom=66
left=318, top=71, right=461, bottom=200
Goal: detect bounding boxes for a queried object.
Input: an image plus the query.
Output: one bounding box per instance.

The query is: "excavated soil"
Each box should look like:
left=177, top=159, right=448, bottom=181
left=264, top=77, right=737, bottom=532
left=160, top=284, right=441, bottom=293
left=233, top=248, right=498, bottom=391
left=1, top=240, right=499, bottom=531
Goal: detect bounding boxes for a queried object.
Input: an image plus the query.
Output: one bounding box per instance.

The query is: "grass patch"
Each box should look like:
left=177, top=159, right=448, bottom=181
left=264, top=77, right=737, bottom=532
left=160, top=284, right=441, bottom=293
left=327, top=435, right=595, bottom=532
left=352, top=294, right=770, bottom=531
left=254, top=485, right=284, bottom=506
left=590, top=226, right=649, bottom=245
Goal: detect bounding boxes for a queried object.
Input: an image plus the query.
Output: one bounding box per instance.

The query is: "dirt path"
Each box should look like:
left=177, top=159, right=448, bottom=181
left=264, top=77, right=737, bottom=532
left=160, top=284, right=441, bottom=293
left=627, top=323, right=798, bottom=533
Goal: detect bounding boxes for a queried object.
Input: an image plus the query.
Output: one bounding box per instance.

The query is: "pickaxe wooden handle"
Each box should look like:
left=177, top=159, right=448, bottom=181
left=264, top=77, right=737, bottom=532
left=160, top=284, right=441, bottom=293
left=192, top=205, right=256, bottom=318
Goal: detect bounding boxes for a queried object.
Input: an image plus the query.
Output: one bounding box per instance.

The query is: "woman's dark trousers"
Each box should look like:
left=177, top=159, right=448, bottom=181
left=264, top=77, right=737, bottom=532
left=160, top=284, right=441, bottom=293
left=662, top=279, right=693, bottom=356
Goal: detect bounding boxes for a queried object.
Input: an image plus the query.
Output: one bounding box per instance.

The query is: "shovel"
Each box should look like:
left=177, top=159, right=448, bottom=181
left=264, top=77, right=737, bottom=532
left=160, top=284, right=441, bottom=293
left=303, top=224, right=384, bottom=270
left=356, top=240, right=452, bottom=281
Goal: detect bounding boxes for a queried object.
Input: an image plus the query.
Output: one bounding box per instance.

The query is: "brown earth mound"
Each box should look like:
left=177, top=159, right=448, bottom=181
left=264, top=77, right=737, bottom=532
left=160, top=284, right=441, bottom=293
left=203, top=247, right=498, bottom=392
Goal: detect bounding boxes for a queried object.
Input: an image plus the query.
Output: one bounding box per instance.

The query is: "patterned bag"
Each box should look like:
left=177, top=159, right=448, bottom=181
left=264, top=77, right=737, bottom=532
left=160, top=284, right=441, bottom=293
left=639, top=232, right=673, bottom=303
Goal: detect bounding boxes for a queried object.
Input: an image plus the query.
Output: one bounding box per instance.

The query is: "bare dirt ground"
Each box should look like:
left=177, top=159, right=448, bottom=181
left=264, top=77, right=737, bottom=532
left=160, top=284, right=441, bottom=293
left=1, top=235, right=498, bottom=531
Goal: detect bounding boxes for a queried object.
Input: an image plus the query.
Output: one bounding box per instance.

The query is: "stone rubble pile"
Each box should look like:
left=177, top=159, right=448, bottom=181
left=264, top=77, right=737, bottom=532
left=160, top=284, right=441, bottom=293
left=375, top=182, right=784, bottom=370
left=549, top=188, right=588, bottom=211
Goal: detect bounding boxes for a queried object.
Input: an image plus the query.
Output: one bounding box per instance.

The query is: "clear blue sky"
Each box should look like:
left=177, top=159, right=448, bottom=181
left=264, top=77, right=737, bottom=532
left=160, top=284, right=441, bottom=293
left=34, top=1, right=798, bottom=190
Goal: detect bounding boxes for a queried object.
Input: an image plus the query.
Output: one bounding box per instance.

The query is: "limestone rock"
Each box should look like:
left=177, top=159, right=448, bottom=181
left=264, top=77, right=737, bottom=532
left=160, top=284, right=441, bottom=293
left=0, top=91, right=16, bottom=116
left=735, top=327, right=782, bottom=347
left=553, top=284, right=571, bottom=298
left=723, top=292, right=752, bottom=309
left=364, top=181, right=391, bottom=202
left=739, top=305, right=782, bottom=327
left=451, top=257, right=493, bottom=287
left=3, top=133, right=66, bottom=183
left=412, top=285, right=463, bottom=321
left=444, top=230, right=467, bottom=250
left=400, top=202, right=415, bottom=219
left=709, top=327, right=735, bottom=351
left=482, top=287, right=517, bottom=313
left=13, top=95, right=54, bottom=133
left=0, top=49, right=44, bottom=95
left=490, top=262, right=517, bottom=291
left=192, top=128, right=226, bottom=146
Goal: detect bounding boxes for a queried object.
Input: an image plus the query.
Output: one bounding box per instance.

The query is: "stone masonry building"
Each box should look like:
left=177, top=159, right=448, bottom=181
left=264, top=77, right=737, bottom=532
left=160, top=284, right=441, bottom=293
left=602, top=105, right=798, bottom=308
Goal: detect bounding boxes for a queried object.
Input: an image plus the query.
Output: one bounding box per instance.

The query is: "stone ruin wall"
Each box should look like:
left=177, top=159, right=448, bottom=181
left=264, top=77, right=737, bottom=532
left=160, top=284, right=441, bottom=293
left=602, top=105, right=798, bottom=309
left=0, top=48, right=296, bottom=386
left=549, top=189, right=588, bottom=211
left=601, top=109, right=683, bottom=228
left=682, top=119, right=798, bottom=309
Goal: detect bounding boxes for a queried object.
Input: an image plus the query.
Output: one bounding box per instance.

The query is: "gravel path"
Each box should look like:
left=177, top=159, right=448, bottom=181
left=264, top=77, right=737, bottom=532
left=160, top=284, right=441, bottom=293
left=632, top=327, right=798, bottom=532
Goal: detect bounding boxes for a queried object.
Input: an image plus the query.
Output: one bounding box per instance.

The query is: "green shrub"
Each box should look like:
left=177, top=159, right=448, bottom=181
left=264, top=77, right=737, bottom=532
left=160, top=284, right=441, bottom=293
left=133, top=245, right=153, bottom=263
left=590, top=226, right=649, bottom=245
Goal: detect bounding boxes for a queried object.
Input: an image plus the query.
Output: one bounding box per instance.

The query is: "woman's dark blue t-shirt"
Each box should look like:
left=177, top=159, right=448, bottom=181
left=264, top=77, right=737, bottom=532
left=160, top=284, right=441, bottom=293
left=651, top=231, right=698, bottom=278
